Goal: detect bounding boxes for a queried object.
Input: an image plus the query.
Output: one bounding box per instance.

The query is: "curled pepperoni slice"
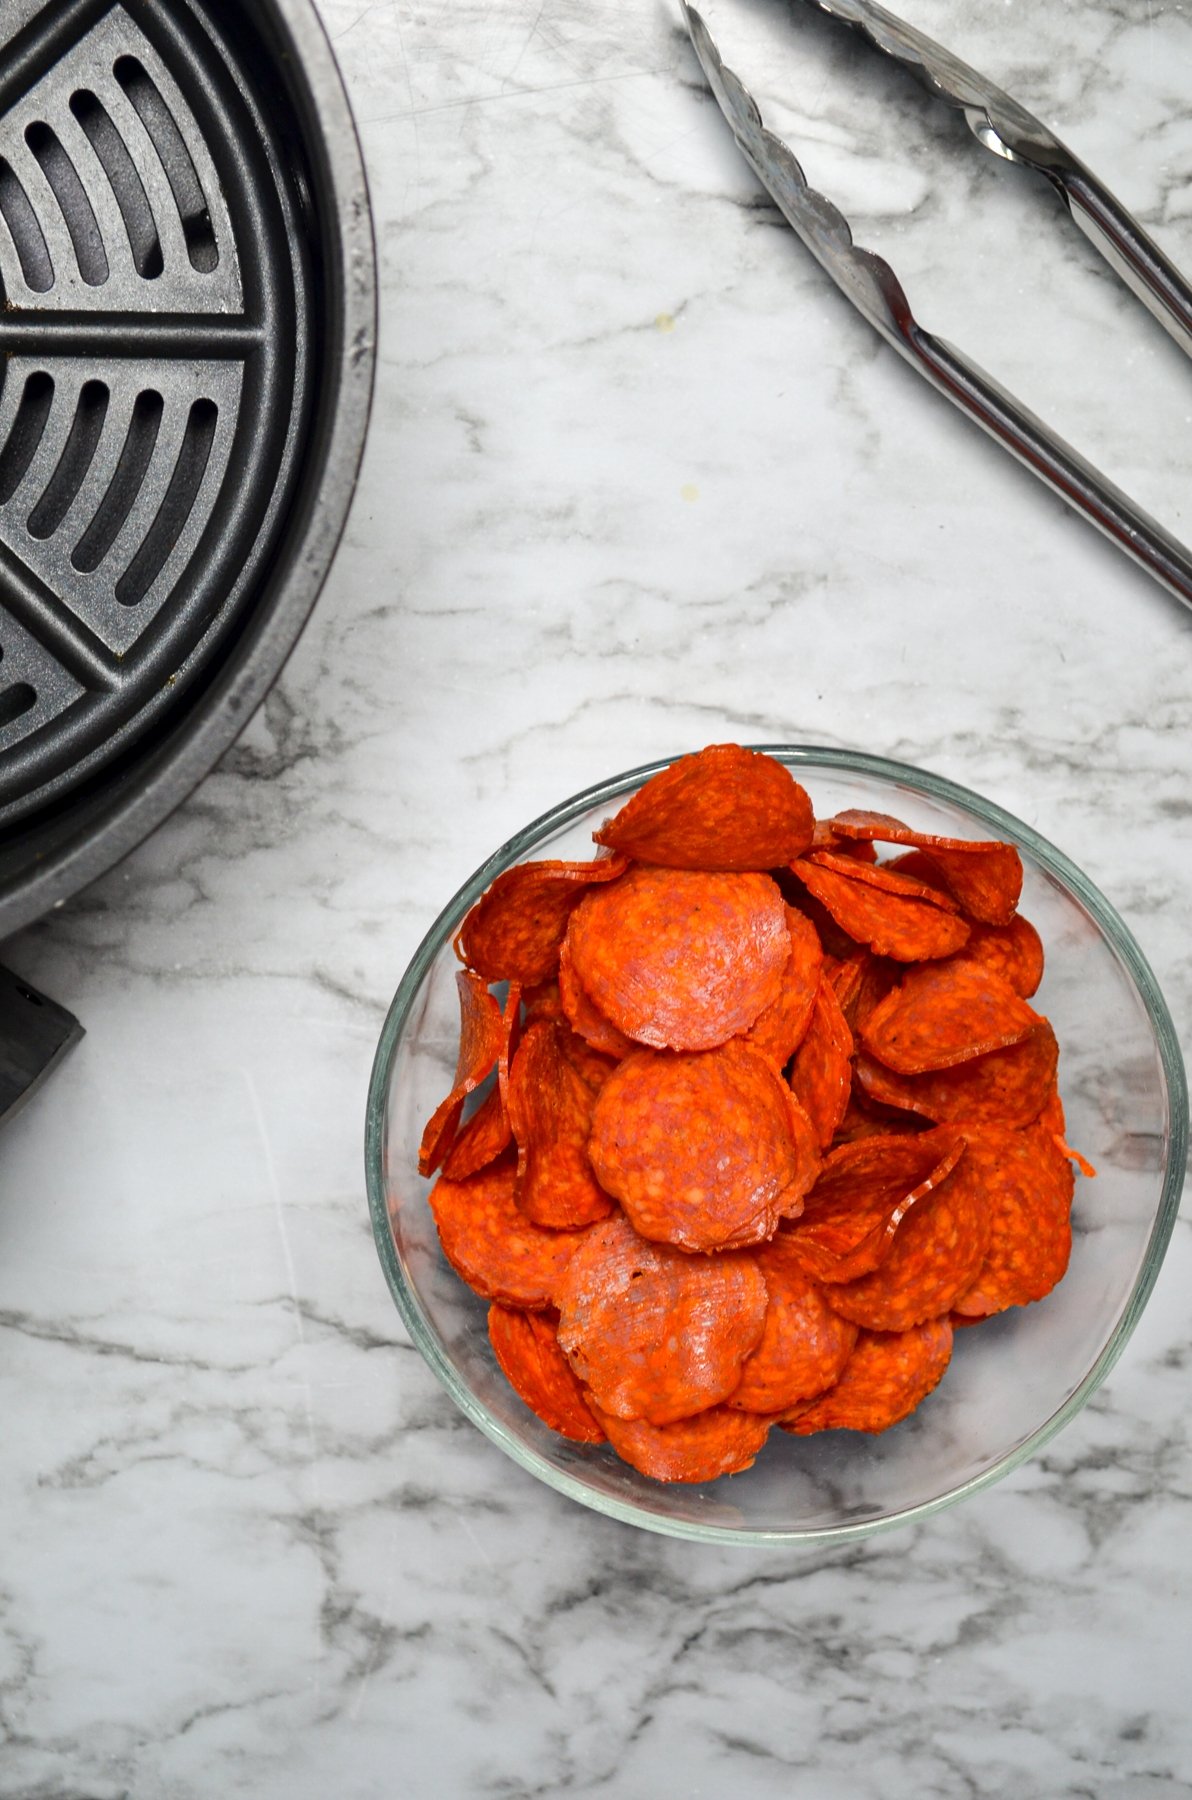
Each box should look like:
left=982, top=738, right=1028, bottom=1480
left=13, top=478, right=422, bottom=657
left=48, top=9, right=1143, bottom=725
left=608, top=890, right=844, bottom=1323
left=554, top=1214, right=768, bottom=1423
left=586, top=1400, right=772, bottom=1483
left=593, top=744, right=814, bottom=870
left=457, top=853, right=628, bottom=984
left=945, top=914, right=1045, bottom=999
left=441, top=981, right=521, bottom=1180
left=790, top=857, right=970, bottom=962
left=567, top=866, right=789, bottom=1052
left=588, top=1041, right=820, bottom=1252
left=507, top=1019, right=613, bottom=1228
left=488, top=1304, right=606, bottom=1443
left=782, top=1319, right=954, bottom=1434
left=558, top=935, right=635, bottom=1059
left=855, top=1019, right=1059, bottom=1128
left=950, top=1126, right=1073, bottom=1316
left=418, top=971, right=506, bottom=1176
left=827, top=810, right=1023, bottom=925
left=860, top=962, right=1040, bottom=1074
left=806, top=848, right=963, bottom=910
left=727, top=1237, right=858, bottom=1414
left=742, top=905, right=822, bottom=1068
left=428, top=1157, right=590, bottom=1310
left=788, top=977, right=854, bottom=1150
left=820, top=1147, right=988, bottom=1331
left=781, top=1128, right=967, bottom=1285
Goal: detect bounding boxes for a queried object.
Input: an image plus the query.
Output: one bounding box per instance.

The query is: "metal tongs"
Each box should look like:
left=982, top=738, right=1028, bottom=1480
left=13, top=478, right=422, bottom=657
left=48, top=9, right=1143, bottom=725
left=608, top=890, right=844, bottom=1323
left=683, top=0, right=1192, bottom=614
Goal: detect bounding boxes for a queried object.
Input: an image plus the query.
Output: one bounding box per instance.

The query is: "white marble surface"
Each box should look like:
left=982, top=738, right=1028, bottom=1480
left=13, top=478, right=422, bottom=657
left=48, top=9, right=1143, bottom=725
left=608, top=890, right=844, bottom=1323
left=3, top=0, right=1192, bottom=1792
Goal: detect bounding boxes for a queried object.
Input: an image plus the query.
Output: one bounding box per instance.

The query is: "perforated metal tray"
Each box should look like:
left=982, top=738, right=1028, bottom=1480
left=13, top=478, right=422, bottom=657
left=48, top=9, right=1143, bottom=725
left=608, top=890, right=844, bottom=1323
left=0, top=0, right=375, bottom=936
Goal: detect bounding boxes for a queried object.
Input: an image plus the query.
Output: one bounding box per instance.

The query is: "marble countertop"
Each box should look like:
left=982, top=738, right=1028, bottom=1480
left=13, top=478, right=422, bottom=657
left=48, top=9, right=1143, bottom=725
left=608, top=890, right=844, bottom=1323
left=3, top=0, right=1191, bottom=1793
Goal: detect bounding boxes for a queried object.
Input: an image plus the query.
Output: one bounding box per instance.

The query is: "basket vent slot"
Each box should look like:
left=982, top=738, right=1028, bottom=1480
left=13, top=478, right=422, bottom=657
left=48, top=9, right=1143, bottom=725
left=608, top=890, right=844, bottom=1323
left=0, top=157, right=52, bottom=290
left=24, top=121, right=108, bottom=286
left=72, top=389, right=165, bottom=573
left=116, top=397, right=217, bottom=606
left=113, top=56, right=217, bottom=273
left=0, top=371, right=55, bottom=504
left=69, top=90, right=163, bottom=280
left=28, top=379, right=109, bottom=540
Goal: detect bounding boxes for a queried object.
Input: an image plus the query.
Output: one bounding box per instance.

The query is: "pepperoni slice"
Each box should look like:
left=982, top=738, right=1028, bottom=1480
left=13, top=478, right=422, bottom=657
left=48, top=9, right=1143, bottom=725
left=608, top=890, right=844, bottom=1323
left=456, top=853, right=629, bottom=984
left=727, top=1237, right=858, bottom=1413
left=593, top=744, right=814, bottom=870
left=950, top=1125, right=1074, bottom=1316
left=860, top=962, right=1041, bottom=1074
left=805, top=848, right=963, bottom=910
left=440, top=981, right=522, bottom=1179
left=418, top=971, right=506, bottom=1176
left=945, top=914, right=1045, bottom=999
left=789, top=858, right=971, bottom=962
left=556, top=1025, right=620, bottom=1094
left=428, top=1157, right=591, bottom=1310
left=488, top=1304, right=606, bottom=1442
left=782, top=1319, right=954, bottom=1434
left=781, top=1128, right=967, bottom=1284
left=588, top=1041, right=819, bottom=1252
left=820, top=1147, right=989, bottom=1331
left=558, top=934, right=636, bottom=1058
left=554, top=1214, right=768, bottom=1423
left=567, top=865, right=790, bottom=1052
left=788, top=977, right=854, bottom=1150
left=586, top=1400, right=772, bottom=1482
left=855, top=1019, right=1059, bottom=1128
left=827, top=810, right=1023, bottom=925
left=507, top=1019, right=614, bottom=1228
left=742, top=905, right=822, bottom=1068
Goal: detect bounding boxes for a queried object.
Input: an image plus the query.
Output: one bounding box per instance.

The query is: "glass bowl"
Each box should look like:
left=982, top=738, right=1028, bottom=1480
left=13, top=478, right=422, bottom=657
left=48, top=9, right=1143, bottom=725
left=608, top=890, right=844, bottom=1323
left=365, top=747, right=1187, bottom=1545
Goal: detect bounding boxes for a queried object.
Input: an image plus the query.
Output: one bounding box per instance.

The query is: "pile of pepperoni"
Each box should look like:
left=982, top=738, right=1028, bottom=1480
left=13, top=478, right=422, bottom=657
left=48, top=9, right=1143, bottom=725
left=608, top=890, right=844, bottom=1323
left=419, top=746, right=1092, bottom=1485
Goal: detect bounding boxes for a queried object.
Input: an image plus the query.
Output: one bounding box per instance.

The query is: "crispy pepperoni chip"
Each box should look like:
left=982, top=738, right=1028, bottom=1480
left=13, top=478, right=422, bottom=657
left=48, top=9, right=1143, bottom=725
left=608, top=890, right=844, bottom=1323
left=586, top=1400, right=772, bottom=1483
left=950, top=1126, right=1073, bottom=1316
left=488, top=1304, right=606, bottom=1443
left=441, top=981, right=522, bottom=1180
left=419, top=971, right=507, bottom=1176
left=428, top=1157, right=591, bottom=1310
left=782, top=1319, right=954, bottom=1434
left=728, top=1237, right=858, bottom=1413
left=789, top=977, right=855, bottom=1150
left=855, top=1019, right=1059, bottom=1128
left=558, top=935, right=636, bottom=1059
left=554, top=1214, right=768, bottom=1423
left=790, top=857, right=971, bottom=962
left=945, top=914, right=1045, bottom=999
left=827, top=809, right=1023, bottom=925
left=567, top=865, right=790, bottom=1052
left=507, top=1019, right=614, bottom=1228
left=593, top=743, right=814, bottom=870
left=589, top=1042, right=819, bottom=1251
left=781, top=1129, right=967, bottom=1285
left=457, top=853, right=628, bottom=984
left=806, top=848, right=963, bottom=911
left=820, top=1144, right=989, bottom=1331
left=860, top=962, right=1041, bottom=1074
left=743, top=905, right=823, bottom=1068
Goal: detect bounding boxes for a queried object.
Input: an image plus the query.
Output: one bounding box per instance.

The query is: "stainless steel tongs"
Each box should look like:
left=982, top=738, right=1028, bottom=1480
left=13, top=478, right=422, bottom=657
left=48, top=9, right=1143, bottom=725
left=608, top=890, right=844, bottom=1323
left=683, top=0, right=1192, bottom=614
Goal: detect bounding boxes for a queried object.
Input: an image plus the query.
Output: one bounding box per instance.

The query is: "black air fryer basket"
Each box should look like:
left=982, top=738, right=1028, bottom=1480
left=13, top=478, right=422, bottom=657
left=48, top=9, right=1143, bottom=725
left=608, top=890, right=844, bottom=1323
left=0, top=0, right=376, bottom=1115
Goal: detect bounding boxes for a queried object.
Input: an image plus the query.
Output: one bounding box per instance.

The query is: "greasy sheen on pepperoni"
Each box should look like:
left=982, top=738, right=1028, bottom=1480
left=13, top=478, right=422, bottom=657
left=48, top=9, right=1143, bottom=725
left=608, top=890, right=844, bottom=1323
left=788, top=976, right=855, bottom=1150
left=593, top=744, right=814, bottom=870
left=727, top=1236, right=858, bottom=1414
left=456, top=853, right=628, bottom=984
left=506, top=1019, right=613, bottom=1229
left=860, top=961, right=1040, bottom=1074
left=566, top=865, right=790, bottom=1052
left=587, top=1399, right=772, bottom=1483
left=950, top=1125, right=1074, bottom=1317
left=428, top=1157, right=590, bottom=1311
left=782, top=1319, right=954, bottom=1435
left=487, top=1304, right=606, bottom=1443
left=781, top=1128, right=967, bottom=1285
left=789, top=858, right=971, bottom=963
left=588, top=1041, right=820, bottom=1252
left=554, top=1214, right=768, bottom=1424
left=418, top=971, right=507, bottom=1177
left=855, top=1020, right=1059, bottom=1129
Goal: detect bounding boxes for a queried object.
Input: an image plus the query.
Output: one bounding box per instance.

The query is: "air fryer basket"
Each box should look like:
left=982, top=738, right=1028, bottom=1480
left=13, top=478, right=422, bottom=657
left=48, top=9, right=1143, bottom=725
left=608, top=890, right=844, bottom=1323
left=0, top=0, right=376, bottom=939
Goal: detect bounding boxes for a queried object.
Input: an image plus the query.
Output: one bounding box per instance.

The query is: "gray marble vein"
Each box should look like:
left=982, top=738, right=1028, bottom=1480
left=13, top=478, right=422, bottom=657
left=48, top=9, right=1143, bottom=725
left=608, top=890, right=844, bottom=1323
left=1, top=0, right=1191, bottom=1794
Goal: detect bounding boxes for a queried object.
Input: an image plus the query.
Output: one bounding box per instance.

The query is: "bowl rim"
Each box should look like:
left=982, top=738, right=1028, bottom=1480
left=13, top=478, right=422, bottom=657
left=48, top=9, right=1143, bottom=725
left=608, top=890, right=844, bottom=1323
left=364, top=744, right=1188, bottom=1545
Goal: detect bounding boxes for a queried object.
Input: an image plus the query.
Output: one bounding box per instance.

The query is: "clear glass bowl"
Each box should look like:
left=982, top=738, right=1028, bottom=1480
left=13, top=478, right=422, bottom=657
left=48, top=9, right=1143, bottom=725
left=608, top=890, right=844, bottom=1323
left=365, top=747, right=1187, bottom=1545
